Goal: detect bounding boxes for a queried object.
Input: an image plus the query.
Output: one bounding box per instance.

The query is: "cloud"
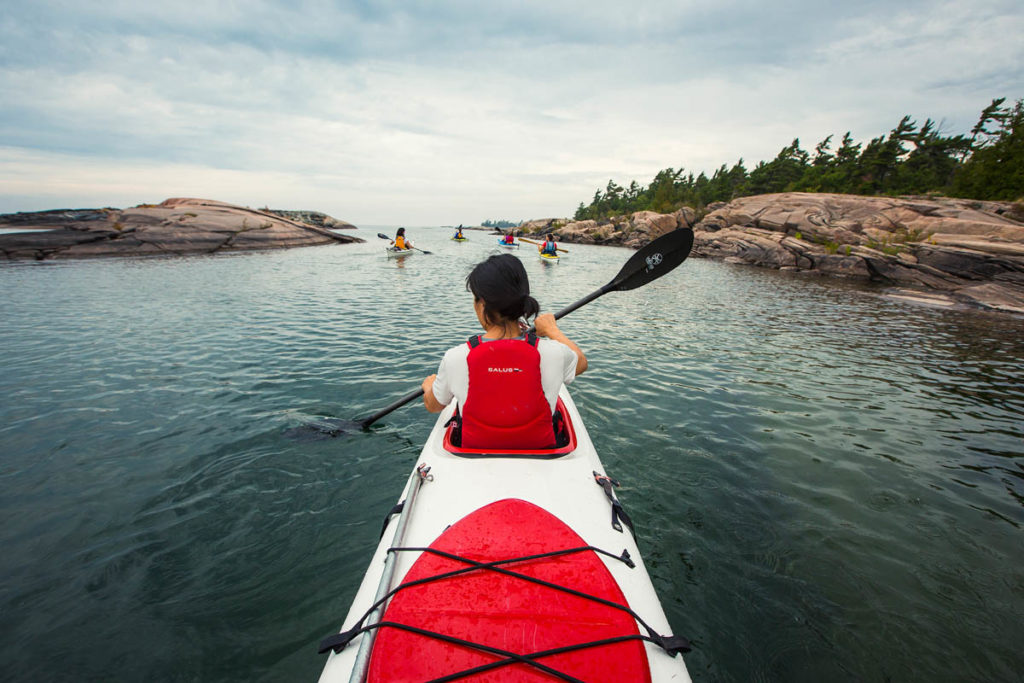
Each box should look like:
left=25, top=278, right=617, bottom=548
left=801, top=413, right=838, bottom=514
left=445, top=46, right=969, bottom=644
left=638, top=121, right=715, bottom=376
left=1, top=0, right=1022, bottom=223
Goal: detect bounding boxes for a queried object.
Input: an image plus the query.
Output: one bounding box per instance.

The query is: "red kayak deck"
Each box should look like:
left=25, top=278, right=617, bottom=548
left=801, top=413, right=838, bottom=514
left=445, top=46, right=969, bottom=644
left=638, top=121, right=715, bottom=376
left=368, top=498, right=651, bottom=682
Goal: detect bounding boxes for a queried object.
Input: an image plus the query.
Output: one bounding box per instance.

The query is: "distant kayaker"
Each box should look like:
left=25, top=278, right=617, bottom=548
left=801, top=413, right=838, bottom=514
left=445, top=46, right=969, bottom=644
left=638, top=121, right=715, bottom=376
left=540, top=233, right=558, bottom=255
left=454, top=225, right=465, bottom=239
left=391, top=227, right=412, bottom=250
left=421, top=254, right=587, bottom=449
left=502, top=231, right=515, bottom=245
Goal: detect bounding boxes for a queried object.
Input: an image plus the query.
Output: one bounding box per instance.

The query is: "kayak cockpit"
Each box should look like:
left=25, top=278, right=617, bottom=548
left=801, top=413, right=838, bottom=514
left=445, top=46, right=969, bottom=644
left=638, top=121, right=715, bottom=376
left=441, top=397, right=578, bottom=458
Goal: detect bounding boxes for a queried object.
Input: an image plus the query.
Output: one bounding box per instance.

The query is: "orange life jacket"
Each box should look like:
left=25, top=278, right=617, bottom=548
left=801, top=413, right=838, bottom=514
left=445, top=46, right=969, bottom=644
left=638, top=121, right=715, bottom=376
left=394, top=235, right=407, bottom=249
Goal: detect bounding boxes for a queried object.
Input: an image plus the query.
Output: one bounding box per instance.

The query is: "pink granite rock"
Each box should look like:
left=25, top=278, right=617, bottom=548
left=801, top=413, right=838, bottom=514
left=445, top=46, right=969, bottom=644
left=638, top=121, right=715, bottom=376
left=520, top=206, right=696, bottom=249
left=518, top=192, right=1024, bottom=314
left=693, top=193, right=1024, bottom=314
left=0, top=198, right=362, bottom=260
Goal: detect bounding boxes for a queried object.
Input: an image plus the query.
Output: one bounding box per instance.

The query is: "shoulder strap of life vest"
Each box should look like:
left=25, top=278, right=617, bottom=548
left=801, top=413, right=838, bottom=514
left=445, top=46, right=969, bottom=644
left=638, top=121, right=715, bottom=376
left=467, top=332, right=537, bottom=347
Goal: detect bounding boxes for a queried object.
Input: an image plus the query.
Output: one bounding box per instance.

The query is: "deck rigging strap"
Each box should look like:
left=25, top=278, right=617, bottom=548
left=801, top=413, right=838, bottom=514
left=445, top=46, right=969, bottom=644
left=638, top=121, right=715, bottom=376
left=320, top=545, right=634, bottom=653
left=593, top=471, right=635, bottom=535
left=318, top=543, right=691, bottom=663
left=327, top=620, right=687, bottom=683
left=377, top=501, right=404, bottom=540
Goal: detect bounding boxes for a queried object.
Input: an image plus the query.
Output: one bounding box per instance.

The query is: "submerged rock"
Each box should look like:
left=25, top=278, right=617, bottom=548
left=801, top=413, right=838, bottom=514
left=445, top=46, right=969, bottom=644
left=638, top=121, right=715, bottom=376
left=0, top=198, right=362, bottom=260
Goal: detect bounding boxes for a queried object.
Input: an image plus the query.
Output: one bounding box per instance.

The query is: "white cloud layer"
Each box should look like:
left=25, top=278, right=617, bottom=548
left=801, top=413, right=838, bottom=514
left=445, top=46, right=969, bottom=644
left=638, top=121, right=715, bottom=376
left=1, top=0, right=1022, bottom=223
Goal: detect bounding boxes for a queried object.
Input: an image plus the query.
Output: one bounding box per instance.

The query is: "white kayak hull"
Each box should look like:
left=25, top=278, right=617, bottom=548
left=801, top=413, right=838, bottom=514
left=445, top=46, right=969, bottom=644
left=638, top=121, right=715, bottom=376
left=318, top=387, right=691, bottom=682
left=384, top=247, right=416, bottom=258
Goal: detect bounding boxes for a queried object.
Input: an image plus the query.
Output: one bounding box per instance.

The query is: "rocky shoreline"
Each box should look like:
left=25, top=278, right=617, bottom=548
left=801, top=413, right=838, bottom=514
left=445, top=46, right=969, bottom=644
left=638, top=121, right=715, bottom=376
left=0, top=198, right=361, bottom=260
left=6, top=193, right=1023, bottom=314
left=516, top=193, right=1024, bottom=315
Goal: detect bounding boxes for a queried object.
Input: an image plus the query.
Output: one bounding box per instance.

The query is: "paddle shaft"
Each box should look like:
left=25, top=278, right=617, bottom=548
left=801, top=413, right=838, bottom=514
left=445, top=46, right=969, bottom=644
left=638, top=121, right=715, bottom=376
left=537, top=286, right=610, bottom=329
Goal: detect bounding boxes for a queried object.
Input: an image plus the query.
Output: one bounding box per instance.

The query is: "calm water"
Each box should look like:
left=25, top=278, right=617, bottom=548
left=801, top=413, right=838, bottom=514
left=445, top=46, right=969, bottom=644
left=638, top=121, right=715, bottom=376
left=1, top=227, right=1022, bottom=682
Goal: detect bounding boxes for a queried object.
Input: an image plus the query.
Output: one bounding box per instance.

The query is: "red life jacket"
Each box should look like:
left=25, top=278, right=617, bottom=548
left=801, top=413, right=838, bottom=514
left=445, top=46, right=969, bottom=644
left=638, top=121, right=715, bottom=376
left=460, top=333, right=556, bottom=450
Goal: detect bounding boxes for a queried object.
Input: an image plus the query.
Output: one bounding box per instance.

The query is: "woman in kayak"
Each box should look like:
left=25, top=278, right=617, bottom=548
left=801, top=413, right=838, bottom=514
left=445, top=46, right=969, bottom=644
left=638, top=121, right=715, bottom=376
left=539, top=233, right=558, bottom=255
left=454, top=225, right=465, bottom=239
left=391, top=227, right=412, bottom=250
left=421, top=254, right=587, bottom=449
left=502, top=231, right=515, bottom=245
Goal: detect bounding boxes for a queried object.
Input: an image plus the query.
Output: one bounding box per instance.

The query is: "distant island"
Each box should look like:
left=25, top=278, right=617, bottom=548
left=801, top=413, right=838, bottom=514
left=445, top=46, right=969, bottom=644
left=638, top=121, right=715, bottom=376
left=0, top=198, right=361, bottom=260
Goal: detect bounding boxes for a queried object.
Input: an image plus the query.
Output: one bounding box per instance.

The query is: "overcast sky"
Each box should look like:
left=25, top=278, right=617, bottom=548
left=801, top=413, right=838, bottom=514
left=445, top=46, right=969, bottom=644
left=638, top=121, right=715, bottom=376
left=1, top=0, right=1022, bottom=225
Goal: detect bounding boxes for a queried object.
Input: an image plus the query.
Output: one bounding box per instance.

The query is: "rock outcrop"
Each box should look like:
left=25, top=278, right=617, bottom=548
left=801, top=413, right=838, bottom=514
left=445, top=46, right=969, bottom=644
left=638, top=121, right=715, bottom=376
left=0, top=198, right=362, bottom=260
left=518, top=207, right=696, bottom=249
left=518, top=193, right=1024, bottom=314
left=691, top=193, right=1024, bottom=314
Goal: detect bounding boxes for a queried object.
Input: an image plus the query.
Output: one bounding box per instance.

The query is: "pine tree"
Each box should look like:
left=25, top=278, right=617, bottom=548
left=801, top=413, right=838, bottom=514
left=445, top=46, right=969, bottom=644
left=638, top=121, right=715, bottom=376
left=571, top=98, right=1022, bottom=217
left=952, top=98, right=1024, bottom=200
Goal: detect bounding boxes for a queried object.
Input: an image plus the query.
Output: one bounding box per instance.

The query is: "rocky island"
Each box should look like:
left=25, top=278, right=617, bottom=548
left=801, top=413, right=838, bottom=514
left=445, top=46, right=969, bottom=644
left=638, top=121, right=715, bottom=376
left=517, top=193, right=1024, bottom=315
left=0, top=198, right=361, bottom=260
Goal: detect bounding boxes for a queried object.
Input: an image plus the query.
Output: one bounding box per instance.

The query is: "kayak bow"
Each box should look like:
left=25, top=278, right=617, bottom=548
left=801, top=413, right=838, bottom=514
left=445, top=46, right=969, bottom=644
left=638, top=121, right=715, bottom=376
left=318, top=387, right=692, bottom=682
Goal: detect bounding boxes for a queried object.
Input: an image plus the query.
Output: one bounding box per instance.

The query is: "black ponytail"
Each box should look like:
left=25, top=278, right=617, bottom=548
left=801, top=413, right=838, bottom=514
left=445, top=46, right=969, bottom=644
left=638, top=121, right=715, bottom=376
left=466, top=254, right=539, bottom=326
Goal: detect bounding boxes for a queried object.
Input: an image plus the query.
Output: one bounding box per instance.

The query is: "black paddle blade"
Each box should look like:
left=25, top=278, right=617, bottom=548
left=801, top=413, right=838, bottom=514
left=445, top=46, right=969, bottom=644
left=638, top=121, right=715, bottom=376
left=377, top=233, right=390, bottom=240
left=608, top=228, right=694, bottom=292
left=284, top=417, right=364, bottom=441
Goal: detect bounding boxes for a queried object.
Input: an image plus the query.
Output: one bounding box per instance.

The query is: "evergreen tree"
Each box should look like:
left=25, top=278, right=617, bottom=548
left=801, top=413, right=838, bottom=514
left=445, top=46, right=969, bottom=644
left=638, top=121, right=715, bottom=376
left=571, top=98, right=1022, bottom=219
left=963, top=97, right=1008, bottom=161
left=813, top=135, right=835, bottom=167
left=892, top=119, right=970, bottom=194
left=743, top=139, right=809, bottom=195
left=952, top=98, right=1024, bottom=200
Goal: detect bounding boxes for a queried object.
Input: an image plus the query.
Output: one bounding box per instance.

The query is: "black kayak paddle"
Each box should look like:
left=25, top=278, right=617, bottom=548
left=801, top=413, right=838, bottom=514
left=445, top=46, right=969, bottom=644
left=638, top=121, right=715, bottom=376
left=358, top=227, right=695, bottom=429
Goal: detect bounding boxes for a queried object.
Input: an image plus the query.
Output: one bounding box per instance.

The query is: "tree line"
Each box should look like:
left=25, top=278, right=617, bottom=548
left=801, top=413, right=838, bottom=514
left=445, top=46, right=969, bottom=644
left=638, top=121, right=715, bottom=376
left=481, top=219, right=522, bottom=228
left=574, top=97, right=1024, bottom=221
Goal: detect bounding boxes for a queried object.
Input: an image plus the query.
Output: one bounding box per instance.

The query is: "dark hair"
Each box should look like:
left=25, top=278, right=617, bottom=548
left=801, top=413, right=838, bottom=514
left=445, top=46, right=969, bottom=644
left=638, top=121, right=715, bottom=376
left=466, top=254, right=539, bottom=325
left=396, top=227, right=405, bottom=236
left=546, top=233, right=554, bottom=240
